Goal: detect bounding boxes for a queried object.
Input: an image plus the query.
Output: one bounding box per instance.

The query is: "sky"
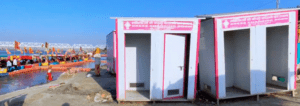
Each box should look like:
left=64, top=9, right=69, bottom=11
left=0, top=0, right=299, bottom=46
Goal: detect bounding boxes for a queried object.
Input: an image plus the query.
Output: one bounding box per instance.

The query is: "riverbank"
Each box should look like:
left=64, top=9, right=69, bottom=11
left=1, top=66, right=300, bottom=106
left=0, top=66, right=111, bottom=106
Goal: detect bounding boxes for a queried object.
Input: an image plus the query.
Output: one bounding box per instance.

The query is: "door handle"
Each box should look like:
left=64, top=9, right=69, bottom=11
left=178, top=66, right=183, bottom=71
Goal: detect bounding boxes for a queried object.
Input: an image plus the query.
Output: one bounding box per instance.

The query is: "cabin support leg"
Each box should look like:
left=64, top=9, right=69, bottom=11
left=257, top=95, right=259, bottom=101
left=217, top=99, right=219, bottom=106
left=292, top=90, right=296, bottom=97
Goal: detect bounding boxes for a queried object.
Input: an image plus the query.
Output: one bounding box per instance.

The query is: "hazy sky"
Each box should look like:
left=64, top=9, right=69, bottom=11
left=0, top=0, right=299, bottom=46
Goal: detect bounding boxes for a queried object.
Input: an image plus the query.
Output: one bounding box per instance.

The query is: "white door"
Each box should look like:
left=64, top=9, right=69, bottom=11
left=163, top=34, right=186, bottom=99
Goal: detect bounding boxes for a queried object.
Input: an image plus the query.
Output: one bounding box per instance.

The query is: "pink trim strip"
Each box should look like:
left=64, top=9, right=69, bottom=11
left=194, top=19, right=201, bottom=99
left=214, top=18, right=219, bottom=99
left=295, top=10, right=298, bottom=90
left=115, top=19, right=119, bottom=100
left=162, top=34, right=166, bottom=99
left=217, top=10, right=295, bottom=19
left=124, top=34, right=126, bottom=97
left=163, top=96, right=184, bottom=100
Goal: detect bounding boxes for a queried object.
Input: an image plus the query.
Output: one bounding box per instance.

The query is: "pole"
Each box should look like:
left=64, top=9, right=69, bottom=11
left=276, top=0, right=280, bottom=9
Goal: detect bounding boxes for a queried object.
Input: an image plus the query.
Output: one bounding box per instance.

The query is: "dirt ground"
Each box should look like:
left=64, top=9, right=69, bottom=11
left=1, top=66, right=300, bottom=106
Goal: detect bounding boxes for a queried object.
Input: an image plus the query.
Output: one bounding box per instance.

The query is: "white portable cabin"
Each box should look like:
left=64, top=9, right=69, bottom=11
left=106, top=31, right=117, bottom=74
left=197, top=8, right=300, bottom=103
left=113, top=17, right=203, bottom=101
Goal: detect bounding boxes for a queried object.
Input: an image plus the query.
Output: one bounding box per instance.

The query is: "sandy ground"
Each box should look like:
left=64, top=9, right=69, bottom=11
left=1, top=66, right=300, bottom=106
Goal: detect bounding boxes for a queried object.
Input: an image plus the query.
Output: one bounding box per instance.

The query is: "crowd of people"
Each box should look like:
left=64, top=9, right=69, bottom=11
left=0, top=47, right=102, bottom=83
left=0, top=54, right=93, bottom=72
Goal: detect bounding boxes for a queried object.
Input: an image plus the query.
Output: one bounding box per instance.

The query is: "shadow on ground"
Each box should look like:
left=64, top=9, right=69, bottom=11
left=0, top=94, right=27, bottom=106
left=88, top=67, right=116, bottom=101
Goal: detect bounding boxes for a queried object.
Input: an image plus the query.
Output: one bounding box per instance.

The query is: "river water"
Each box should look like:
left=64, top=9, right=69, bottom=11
left=0, top=62, right=100, bottom=95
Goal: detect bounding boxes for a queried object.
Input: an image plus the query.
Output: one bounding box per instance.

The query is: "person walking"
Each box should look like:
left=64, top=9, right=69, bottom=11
left=46, top=66, right=53, bottom=82
left=93, top=47, right=101, bottom=77
left=13, top=58, right=18, bottom=70
left=6, top=59, right=12, bottom=72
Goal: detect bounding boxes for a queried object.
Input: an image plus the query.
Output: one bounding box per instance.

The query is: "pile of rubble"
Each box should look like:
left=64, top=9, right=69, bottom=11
left=86, top=90, right=113, bottom=103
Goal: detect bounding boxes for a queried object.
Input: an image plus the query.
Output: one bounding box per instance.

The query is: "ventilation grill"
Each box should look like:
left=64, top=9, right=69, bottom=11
left=130, top=83, right=144, bottom=87
left=168, top=89, right=180, bottom=96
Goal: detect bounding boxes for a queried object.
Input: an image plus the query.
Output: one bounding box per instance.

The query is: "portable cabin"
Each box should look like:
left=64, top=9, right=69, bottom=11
left=113, top=17, right=202, bottom=102
left=106, top=31, right=117, bottom=74
left=197, top=8, right=300, bottom=104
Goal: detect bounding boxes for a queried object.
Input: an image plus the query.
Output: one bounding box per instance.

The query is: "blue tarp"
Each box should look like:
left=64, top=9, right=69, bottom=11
left=50, top=62, right=59, bottom=65
left=17, top=66, right=24, bottom=70
left=0, top=73, right=8, bottom=77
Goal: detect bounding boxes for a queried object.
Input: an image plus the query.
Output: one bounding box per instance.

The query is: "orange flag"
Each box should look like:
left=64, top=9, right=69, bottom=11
left=52, top=47, right=55, bottom=53
left=24, top=47, right=27, bottom=53
left=14, top=41, right=20, bottom=50
left=29, top=47, right=34, bottom=54
left=6, top=48, right=11, bottom=54
left=57, top=49, right=60, bottom=53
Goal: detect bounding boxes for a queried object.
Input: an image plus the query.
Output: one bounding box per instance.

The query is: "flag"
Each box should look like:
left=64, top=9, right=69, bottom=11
left=14, top=41, right=20, bottom=50
left=24, top=47, right=27, bottom=53
left=52, top=47, right=55, bottom=53
left=29, top=47, right=34, bottom=54
left=57, top=49, right=60, bottom=53
left=6, top=48, right=11, bottom=54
